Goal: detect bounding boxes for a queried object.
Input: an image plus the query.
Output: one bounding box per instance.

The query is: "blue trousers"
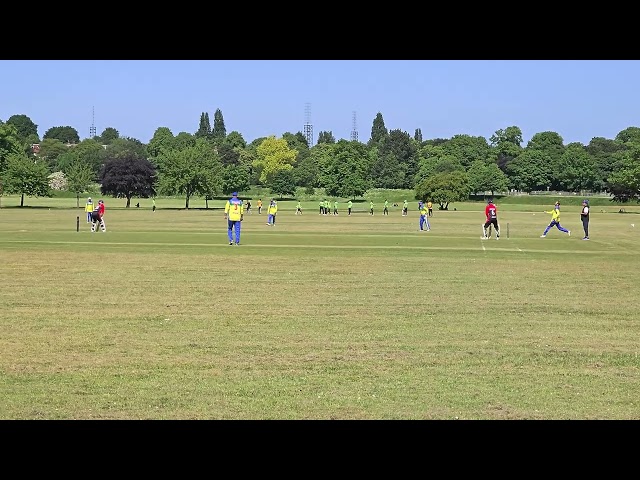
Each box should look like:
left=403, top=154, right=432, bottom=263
left=543, top=220, right=569, bottom=235
left=228, top=219, right=241, bottom=243
left=420, top=215, right=430, bottom=230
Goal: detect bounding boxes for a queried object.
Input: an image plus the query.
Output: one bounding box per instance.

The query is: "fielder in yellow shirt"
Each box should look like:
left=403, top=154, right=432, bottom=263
left=267, top=199, right=278, bottom=226
left=224, top=192, right=244, bottom=245
left=84, top=197, right=93, bottom=223
left=540, top=201, right=570, bottom=238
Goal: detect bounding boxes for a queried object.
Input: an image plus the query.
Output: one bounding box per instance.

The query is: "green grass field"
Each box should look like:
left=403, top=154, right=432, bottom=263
left=1, top=195, right=639, bottom=419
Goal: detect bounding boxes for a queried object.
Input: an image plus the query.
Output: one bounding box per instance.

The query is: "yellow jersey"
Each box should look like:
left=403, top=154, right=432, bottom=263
left=225, top=197, right=244, bottom=221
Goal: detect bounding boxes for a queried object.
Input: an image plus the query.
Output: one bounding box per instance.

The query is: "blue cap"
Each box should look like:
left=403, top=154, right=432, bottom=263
left=582, top=199, right=589, bottom=204
left=232, top=192, right=238, bottom=196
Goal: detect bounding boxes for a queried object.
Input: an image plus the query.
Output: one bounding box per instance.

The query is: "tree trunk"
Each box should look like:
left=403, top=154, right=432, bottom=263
left=126, top=196, right=131, bottom=208
left=185, top=195, right=190, bottom=209
left=21, top=193, right=24, bottom=207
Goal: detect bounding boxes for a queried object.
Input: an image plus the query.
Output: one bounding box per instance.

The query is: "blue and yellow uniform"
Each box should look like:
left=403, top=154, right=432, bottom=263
left=541, top=201, right=570, bottom=237
left=85, top=197, right=93, bottom=223
left=419, top=203, right=430, bottom=231
left=224, top=192, right=244, bottom=245
left=267, top=200, right=278, bottom=225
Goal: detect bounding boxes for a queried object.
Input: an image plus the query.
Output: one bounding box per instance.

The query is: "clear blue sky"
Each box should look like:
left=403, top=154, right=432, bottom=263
left=1, top=60, right=639, bottom=146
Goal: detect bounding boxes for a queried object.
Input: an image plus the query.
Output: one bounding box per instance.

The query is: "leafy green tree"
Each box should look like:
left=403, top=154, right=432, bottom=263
left=225, top=131, right=246, bottom=149
left=586, top=137, right=627, bottom=192
left=467, top=161, right=509, bottom=196
left=107, top=137, right=147, bottom=160
left=99, top=155, right=157, bottom=208
left=434, top=156, right=464, bottom=174
left=320, top=140, right=370, bottom=199
left=490, top=126, right=523, bottom=171
left=483, top=163, right=509, bottom=196
left=270, top=169, right=296, bottom=198
left=556, top=142, right=599, bottom=192
left=525, top=131, right=565, bottom=190
left=379, top=129, right=418, bottom=188
left=212, top=108, right=226, bottom=141
left=527, top=131, right=565, bottom=152
left=3, top=153, right=50, bottom=206
left=441, top=134, right=492, bottom=169
left=237, top=148, right=258, bottom=185
left=606, top=144, right=640, bottom=202
left=37, top=138, right=68, bottom=170
left=368, top=112, right=389, bottom=148
left=195, top=112, right=211, bottom=139
left=414, top=144, right=453, bottom=185
left=608, top=166, right=640, bottom=202
left=283, top=132, right=309, bottom=152
left=414, top=170, right=470, bottom=210
left=414, top=128, right=423, bottom=143
left=156, top=139, right=223, bottom=209
left=43, top=126, right=80, bottom=144
left=66, top=159, right=95, bottom=208
left=294, top=143, right=333, bottom=188
left=221, top=165, right=250, bottom=195
left=71, top=139, right=107, bottom=176
left=245, top=137, right=267, bottom=183
left=294, top=132, right=309, bottom=148
left=317, top=131, right=336, bottom=144
left=370, top=151, right=405, bottom=189
left=615, top=126, right=640, bottom=145
left=54, top=151, right=77, bottom=173
left=148, top=127, right=175, bottom=159
left=506, top=150, right=551, bottom=192
left=283, top=132, right=310, bottom=180
left=247, top=137, right=267, bottom=151
left=0, top=121, right=23, bottom=172
left=174, top=132, right=196, bottom=151
left=423, top=138, right=449, bottom=147
left=218, top=141, right=241, bottom=166
left=490, top=126, right=523, bottom=149
left=254, top=136, right=298, bottom=185
left=98, top=127, right=119, bottom=145
left=7, top=114, right=38, bottom=141
left=467, top=160, right=489, bottom=194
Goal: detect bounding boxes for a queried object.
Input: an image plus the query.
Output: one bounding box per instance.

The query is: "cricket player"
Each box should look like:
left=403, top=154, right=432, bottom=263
left=224, top=192, right=244, bottom=245
left=90, top=201, right=106, bottom=232
left=482, top=198, right=500, bottom=240
left=540, top=201, right=570, bottom=238
left=580, top=199, right=590, bottom=240
left=419, top=202, right=431, bottom=231
left=85, top=197, right=93, bottom=223
left=267, top=199, right=278, bottom=226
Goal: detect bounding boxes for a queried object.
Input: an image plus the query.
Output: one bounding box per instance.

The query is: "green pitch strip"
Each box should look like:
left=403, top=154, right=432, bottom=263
left=0, top=238, right=635, bottom=256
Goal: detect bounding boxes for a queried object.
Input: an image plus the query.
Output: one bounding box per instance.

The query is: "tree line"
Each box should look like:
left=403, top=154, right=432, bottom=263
left=1, top=109, right=639, bottom=208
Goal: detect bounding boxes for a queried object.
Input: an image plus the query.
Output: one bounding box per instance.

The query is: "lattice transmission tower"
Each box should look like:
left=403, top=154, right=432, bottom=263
left=350, top=111, right=358, bottom=142
left=303, top=103, right=313, bottom=146
left=89, top=106, right=97, bottom=139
